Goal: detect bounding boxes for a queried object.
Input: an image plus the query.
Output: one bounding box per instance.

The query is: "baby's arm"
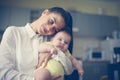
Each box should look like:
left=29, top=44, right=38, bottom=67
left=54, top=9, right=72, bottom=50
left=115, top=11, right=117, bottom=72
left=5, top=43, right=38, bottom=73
left=39, top=42, right=57, bottom=54
left=37, top=42, right=58, bottom=68
left=69, top=56, right=84, bottom=76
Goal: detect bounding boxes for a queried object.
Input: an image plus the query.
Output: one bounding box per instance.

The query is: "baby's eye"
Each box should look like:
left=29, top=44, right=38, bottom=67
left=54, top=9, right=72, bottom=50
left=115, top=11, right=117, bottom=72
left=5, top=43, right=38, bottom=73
left=58, top=38, right=62, bottom=41
left=64, top=41, right=68, bottom=45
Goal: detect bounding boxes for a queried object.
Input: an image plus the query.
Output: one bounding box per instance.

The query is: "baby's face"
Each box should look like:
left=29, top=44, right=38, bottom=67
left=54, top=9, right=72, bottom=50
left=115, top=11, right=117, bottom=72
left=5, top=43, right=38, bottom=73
left=51, top=31, right=71, bottom=52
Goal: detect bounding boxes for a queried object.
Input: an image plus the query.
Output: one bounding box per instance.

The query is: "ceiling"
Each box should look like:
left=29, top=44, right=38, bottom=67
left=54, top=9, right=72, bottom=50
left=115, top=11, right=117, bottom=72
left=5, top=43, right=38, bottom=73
left=0, top=0, right=120, bottom=17
left=0, top=0, right=120, bottom=9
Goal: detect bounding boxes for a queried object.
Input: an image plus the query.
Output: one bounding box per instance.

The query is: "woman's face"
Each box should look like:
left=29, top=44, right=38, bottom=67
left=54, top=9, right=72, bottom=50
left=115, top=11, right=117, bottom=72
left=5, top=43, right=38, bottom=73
left=36, top=10, right=65, bottom=35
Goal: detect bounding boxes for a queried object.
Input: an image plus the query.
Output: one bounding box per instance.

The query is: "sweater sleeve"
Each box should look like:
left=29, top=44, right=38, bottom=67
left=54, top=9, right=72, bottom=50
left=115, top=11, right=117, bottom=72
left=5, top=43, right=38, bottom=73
left=0, top=27, right=34, bottom=80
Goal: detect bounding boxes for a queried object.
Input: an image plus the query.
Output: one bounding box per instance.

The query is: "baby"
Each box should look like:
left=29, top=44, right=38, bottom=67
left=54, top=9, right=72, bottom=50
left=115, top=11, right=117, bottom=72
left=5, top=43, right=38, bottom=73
left=36, top=29, right=84, bottom=80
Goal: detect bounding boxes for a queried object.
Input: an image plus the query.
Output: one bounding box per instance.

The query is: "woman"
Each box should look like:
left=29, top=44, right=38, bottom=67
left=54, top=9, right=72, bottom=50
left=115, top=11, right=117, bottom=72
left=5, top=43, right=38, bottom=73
left=0, top=7, right=73, bottom=80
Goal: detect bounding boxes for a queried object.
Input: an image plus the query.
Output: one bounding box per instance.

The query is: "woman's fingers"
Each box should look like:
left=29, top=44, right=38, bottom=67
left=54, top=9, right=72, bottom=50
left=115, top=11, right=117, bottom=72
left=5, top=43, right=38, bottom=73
left=37, top=53, right=46, bottom=68
left=38, top=59, right=45, bottom=67
left=42, top=54, right=52, bottom=68
left=37, top=53, right=52, bottom=68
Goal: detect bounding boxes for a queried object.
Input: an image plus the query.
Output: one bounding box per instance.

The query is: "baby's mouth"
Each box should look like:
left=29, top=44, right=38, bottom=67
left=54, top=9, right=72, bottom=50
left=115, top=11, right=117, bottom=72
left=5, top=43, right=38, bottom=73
left=57, top=46, right=63, bottom=50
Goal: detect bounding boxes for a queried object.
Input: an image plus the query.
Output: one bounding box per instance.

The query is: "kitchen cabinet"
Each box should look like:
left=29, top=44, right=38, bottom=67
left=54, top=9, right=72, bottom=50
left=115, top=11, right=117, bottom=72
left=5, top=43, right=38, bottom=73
left=70, top=11, right=119, bottom=38
left=0, top=6, right=31, bottom=30
left=0, top=6, right=11, bottom=30
left=82, top=60, right=109, bottom=80
left=0, top=6, right=31, bottom=41
left=101, top=39, right=120, bottom=63
left=0, top=6, right=43, bottom=41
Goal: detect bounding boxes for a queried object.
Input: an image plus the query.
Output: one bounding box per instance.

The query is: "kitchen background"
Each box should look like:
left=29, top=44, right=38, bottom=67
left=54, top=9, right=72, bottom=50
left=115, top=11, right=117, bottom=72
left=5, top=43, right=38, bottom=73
left=0, top=0, right=120, bottom=80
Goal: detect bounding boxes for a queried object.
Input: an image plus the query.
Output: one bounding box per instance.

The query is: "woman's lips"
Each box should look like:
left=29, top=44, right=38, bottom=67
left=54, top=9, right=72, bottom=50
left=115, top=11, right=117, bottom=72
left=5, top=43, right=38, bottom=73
left=43, top=27, right=48, bottom=33
left=41, top=26, right=48, bottom=34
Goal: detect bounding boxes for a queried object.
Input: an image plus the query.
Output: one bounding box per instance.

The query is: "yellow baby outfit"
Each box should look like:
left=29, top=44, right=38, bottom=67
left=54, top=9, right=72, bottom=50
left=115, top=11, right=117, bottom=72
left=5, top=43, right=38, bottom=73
left=40, top=42, right=74, bottom=80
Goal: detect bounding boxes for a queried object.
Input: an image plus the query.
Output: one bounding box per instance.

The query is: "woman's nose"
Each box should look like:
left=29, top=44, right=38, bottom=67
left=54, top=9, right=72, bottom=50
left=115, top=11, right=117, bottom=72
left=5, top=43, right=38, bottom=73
left=47, top=26, right=55, bottom=32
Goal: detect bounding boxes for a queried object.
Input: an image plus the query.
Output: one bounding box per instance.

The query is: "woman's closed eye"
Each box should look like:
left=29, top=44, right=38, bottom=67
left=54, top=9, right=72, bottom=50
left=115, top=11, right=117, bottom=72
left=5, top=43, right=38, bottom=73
left=49, top=18, right=60, bottom=32
left=49, top=19, right=54, bottom=25
left=49, top=17, right=55, bottom=25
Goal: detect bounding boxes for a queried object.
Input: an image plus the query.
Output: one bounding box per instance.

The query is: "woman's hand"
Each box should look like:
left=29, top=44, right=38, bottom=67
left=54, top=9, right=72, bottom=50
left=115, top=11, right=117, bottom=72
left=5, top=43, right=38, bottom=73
left=78, top=70, right=84, bottom=77
left=37, top=43, right=58, bottom=68
left=36, top=52, right=52, bottom=68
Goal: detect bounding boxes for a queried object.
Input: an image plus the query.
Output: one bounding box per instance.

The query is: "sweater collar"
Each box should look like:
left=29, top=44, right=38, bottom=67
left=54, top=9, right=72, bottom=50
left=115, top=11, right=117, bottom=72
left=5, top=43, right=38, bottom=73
left=25, top=23, right=41, bottom=38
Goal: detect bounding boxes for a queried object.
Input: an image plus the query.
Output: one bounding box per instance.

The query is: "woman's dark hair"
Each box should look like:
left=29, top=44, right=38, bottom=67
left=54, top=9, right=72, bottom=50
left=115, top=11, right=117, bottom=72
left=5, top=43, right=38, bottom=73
left=52, top=28, right=72, bottom=39
left=48, top=7, right=73, bottom=54
left=48, top=7, right=71, bottom=27
left=49, top=7, right=76, bottom=80
left=65, top=12, right=73, bottom=54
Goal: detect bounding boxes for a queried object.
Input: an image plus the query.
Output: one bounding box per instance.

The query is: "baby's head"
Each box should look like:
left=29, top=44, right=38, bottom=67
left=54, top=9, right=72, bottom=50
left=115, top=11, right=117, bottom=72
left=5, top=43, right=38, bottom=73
left=51, top=29, right=71, bottom=52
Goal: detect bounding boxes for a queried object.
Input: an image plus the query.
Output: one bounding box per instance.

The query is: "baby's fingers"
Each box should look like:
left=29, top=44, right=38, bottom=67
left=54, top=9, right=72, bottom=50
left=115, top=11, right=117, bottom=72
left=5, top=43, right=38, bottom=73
left=50, top=48, right=57, bottom=55
left=79, top=71, right=84, bottom=77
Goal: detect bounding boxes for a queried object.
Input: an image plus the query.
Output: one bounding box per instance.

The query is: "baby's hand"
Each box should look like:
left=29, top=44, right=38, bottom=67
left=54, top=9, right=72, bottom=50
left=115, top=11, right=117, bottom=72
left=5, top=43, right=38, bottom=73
left=78, top=69, right=84, bottom=77
left=50, top=47, right=57, bottom=55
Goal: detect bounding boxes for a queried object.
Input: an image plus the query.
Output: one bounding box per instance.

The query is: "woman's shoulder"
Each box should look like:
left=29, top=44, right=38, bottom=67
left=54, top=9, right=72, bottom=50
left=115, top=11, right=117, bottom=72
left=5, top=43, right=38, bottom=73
left=6, top=25, right=24, bottom=30
left=3, top=26, right=25, bottom=37
left=5, top=25, right=25, bottom=33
